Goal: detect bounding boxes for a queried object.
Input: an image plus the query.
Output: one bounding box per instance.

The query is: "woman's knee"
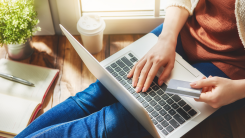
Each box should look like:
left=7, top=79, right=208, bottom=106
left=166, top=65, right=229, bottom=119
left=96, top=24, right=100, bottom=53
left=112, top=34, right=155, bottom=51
left=70, top=80, right=118, bottom=114
left=71, top=80, right=106, bottom=99
left=104, top=103, right=149, bottom=138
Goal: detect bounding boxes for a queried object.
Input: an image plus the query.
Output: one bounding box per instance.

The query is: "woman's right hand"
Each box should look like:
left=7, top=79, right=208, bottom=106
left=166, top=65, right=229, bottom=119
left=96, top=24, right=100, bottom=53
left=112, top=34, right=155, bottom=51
left=127, top=36, right=177, bottom=92
left=127, top=6, right=190, bottom=92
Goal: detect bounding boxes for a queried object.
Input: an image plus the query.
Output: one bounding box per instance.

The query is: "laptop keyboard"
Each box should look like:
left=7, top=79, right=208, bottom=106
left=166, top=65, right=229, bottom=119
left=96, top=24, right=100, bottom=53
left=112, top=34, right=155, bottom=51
left=105, top=52, right=198, bottom=136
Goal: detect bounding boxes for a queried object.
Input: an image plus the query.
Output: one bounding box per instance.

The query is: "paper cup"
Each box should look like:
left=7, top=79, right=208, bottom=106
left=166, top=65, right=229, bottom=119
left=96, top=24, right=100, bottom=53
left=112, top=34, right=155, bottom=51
left=77, top=14, right=106, bottom=54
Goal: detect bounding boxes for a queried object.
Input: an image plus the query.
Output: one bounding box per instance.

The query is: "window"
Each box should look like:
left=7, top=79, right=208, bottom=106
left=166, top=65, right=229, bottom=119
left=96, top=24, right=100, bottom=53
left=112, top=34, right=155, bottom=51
left=82, top=0, right=155, bottom=12
left=80, top=0, right=167, bottom=34
left=55, top=0, right=167, bottom=35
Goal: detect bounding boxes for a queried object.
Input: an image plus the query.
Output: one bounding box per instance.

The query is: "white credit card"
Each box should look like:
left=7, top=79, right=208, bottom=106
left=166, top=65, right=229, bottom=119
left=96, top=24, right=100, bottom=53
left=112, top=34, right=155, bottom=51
left=165, top=79, right=202, bottom=98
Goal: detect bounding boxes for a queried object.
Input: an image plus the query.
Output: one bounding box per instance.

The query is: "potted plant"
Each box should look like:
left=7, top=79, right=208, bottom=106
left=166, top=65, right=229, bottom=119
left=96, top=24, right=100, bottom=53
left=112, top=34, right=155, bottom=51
left=0, top=0, right=41, bottom=60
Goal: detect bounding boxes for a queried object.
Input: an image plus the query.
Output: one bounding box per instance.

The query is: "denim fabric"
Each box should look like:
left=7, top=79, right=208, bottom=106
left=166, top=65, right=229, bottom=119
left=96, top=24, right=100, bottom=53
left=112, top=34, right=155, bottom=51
left=16, top=80, right=150, bottom=138
left=23, top=102, right=149, bottom=138
left=16, top=24, right=244, bottom=138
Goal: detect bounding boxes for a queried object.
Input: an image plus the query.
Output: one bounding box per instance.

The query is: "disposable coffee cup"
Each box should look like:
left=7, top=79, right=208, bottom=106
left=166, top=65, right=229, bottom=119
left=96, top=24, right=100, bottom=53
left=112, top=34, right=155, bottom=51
left=77, top=14, right=106, bottom=54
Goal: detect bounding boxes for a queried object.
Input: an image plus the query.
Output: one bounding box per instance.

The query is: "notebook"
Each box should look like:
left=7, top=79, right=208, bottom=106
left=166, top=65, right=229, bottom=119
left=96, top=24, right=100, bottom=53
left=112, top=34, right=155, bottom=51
left=0, top=59, right=59, bottom=136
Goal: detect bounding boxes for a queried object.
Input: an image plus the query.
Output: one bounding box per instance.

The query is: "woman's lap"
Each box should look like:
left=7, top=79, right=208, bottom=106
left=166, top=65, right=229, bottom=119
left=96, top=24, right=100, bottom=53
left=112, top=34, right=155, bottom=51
left=17, top=24, right=245, bottom=138
left=71, top=80, right=118, bottom=115
left=16, top=97, right=87, bottom=138
left=24, top=102, right=148, bottom=138
left=16, top=80, right=149, bottom=138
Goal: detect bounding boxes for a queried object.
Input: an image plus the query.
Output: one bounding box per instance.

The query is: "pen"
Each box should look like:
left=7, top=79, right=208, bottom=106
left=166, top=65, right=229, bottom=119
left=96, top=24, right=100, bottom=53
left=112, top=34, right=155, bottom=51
left=0, top=73, right=35, bottom=86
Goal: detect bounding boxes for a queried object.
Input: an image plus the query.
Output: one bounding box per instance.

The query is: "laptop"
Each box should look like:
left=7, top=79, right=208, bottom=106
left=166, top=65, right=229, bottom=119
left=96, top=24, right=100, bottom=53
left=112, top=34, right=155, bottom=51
left=60, top=24, right=217, bottom=138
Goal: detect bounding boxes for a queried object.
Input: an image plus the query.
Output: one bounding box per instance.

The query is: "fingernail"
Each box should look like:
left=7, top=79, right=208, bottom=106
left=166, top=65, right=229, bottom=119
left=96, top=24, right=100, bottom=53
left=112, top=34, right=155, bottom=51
left=135, top=87, right=141, bottom=93
left=132, top=81, right=136, bottom=87
left=190, top=82, right=196, bottom=86
left=142, top=87, right=146, bottom=92
left=159, top=81, right=164, bottom=86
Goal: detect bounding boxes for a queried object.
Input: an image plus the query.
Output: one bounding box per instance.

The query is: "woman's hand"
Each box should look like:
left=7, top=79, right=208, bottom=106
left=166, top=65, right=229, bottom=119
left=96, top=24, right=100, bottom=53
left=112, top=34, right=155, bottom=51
left=127, top=37, right=176, bottom=92
left=127, top=6, right=189, bottom=93
left=190, top=76, right=245, bottom=108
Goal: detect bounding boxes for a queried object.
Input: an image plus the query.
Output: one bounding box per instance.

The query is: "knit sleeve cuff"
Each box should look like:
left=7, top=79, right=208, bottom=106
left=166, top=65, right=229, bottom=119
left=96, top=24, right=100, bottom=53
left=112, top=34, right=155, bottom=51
left=164, top=0, right=199, bottom=16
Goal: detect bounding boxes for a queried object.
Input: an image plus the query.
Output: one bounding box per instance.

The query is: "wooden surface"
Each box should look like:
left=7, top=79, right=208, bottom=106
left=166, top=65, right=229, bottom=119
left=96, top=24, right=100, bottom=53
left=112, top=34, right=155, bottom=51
left=0, top=34, right=245, bottom=138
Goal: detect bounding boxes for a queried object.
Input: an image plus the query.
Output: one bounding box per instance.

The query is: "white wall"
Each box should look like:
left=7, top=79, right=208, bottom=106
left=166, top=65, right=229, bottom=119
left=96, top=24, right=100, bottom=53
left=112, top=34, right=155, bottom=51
left=56, top=0, right=81, bottom=35
left=49, top=0, right=62, bottom=35
left=34, top=0, right=55, bottom=35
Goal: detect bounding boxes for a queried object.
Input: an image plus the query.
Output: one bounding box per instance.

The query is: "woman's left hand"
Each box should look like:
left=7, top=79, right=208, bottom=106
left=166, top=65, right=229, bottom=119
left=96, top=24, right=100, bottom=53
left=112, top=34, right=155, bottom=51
left=190, top=76, right=245, bottom=108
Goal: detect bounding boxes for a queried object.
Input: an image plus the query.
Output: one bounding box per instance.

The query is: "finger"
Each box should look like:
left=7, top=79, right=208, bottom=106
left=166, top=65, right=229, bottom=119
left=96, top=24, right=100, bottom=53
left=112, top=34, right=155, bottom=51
left=143, top=63, right=161, bottom=92
left=194, top=98, right=211, bottom=106
left=207, top=86, right=213, bottom=92
left=193, top=76, right=206, bottom=84
left=195, top=91, right=212, bottom=103
left=194, top=98, right=202, bottom=102
left=202, top=86, right=208, bottom=92
left=127, top=57, right=144, bottom=78
left=132, top=59, right=147, bottom=88
left=158, top=61, right=174, bottom=86
left=195, top=76, right=213, bottom=102
left=136, top=61, right=153, bottom=92
left=127, top=65, right=135, bottom=78
left=201, top=77, right=208, bottom=92
left=190, top=77, right=218, bottom=89
left=204, top=76, right=213, bottom=92
left=192, top=76, right=206, bottom=83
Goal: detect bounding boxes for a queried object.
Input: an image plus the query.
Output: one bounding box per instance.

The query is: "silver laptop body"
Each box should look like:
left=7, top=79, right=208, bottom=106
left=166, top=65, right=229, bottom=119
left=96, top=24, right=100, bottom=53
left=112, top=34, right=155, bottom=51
left=60, top=24, right=217, bottom=138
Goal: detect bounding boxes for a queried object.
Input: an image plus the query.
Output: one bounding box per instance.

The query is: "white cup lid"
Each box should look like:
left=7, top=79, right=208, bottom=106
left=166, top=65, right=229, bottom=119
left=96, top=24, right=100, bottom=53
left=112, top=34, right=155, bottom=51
left=77, top=14, right=106, bottom=36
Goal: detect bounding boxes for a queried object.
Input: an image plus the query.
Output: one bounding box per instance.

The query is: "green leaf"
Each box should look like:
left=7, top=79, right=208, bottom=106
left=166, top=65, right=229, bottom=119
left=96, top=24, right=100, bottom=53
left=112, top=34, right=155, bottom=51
left=0, top=0, right=40, bottom=46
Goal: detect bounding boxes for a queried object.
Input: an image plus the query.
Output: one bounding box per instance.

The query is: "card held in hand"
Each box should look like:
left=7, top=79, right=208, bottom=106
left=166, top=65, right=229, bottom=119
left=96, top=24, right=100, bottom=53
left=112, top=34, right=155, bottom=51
left=166, top=79, right=202, bottom=98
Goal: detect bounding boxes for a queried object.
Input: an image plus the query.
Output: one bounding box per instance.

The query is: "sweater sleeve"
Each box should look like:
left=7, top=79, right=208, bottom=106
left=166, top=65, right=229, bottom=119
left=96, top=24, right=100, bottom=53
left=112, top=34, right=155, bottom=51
left=164, top=0, right=199, bottom=16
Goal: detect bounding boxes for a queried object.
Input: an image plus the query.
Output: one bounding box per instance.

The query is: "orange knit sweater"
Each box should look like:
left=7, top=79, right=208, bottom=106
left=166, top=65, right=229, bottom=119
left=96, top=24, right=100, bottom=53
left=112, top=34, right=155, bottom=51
left=180, top=0, right=245, bottom=79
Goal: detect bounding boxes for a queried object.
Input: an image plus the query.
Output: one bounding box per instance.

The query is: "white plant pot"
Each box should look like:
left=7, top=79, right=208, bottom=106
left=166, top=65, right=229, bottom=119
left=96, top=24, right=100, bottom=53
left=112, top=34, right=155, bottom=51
left=4, top=38, right=34, bottom=60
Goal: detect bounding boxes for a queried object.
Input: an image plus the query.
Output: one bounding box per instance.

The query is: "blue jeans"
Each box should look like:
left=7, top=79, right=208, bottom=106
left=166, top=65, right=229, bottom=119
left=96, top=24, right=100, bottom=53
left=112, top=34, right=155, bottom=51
left=16, top=80, right=149, bottom=138
left=16, top=24, right=245, bottom=138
